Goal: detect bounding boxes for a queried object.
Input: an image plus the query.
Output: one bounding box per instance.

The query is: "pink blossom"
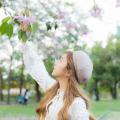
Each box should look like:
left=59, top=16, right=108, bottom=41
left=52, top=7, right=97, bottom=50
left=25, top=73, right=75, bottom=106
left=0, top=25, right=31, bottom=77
left=14, top=15, right=36, bottom=32
left=65, top=22, right=77, bottom=31
left=57, top=9, right=66, bottom=19
left=116, top=0, right=120, bottom=7
left=14, top=15, right=36, bottom=24
left=80, top=24, right=89, bottom=36
left=14, top=15, right=25, bottom=21
left=89, top=4, right=103, bottom=18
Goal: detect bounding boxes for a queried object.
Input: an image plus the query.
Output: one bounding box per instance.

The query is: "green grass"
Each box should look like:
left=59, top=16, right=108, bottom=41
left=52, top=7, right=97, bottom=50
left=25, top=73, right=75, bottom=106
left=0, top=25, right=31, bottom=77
left=0, top=103, right=38, bottom=117
left=0, top=99, right=120, bottom=118
left=91, top=99, right=120, bottom=118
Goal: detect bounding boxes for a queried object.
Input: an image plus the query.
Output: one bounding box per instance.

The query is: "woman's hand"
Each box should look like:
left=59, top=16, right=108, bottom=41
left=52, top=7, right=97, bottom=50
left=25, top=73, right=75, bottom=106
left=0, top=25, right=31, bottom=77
left=18, top=40, right=56, bottom=92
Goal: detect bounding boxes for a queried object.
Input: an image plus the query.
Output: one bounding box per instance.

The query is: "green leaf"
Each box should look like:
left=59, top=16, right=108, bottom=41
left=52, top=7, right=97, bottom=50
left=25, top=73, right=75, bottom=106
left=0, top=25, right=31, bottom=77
left=13, top=19, right=20, bottom=25
left=28, top=24, right=32, bottom=32
left=0, top=2, right=2, bottom=8
left=54, top=23, right=58, bottom=30
left=18, top=30, right=22, bottom=40
left=0, top=22, right=13, bottom=39
left=46, top=22, right=52, bottom=31
left=18, top=30, right=27, bottom=42
left=0, top=22, right=8, bottom=35
left=2, top=17, right=11, bottom=23
left=6, top=24, right=13, bottom=39
left=31, top=22, right=39, bottom=34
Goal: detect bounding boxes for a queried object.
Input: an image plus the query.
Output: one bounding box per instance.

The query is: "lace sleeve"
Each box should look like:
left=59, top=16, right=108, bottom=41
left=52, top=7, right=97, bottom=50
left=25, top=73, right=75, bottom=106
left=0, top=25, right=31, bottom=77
left=69, top=97, right=90, bottom=120
left=19, top=41, right=56, bottom=92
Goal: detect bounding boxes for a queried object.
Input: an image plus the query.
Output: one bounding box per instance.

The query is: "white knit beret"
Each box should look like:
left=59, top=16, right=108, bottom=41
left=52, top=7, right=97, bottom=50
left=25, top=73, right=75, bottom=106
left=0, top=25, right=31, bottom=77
left=73, top=50, right=93, bottom=84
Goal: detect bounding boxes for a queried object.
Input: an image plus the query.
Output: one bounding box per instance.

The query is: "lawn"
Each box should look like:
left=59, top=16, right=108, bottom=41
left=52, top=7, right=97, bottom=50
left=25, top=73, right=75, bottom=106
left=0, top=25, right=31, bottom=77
left=0, top=103, right=37, bottom=118
left=0, top=99, right=120, bottom=119
left=91, top=99, right=120, bottom=118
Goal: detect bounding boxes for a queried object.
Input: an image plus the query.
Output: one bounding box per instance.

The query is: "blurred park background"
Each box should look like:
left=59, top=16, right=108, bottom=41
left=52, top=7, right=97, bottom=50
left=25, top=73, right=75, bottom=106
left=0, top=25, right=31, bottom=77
left=0, top=0, right=120, bottom=120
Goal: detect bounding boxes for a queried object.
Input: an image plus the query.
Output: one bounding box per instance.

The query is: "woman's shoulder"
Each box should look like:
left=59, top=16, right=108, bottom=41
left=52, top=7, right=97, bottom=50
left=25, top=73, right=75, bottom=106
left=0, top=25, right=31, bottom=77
left=71, top=96, right=87, bottom=109
left=70, top=96, right=86, bottom=110
left=68, top=96, right=90, bottom=119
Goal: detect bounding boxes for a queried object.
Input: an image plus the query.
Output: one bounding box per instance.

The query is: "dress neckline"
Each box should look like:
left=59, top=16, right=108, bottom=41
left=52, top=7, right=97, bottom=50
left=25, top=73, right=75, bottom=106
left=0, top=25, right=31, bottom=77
left=57, top=88, right=65, bottom=96
left=46, top=88, right=65, bottom=112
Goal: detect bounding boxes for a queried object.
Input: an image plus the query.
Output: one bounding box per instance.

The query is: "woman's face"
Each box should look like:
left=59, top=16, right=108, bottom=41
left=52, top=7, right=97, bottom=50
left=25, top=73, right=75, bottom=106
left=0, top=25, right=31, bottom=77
left=52, top=53, right=68, bottom=77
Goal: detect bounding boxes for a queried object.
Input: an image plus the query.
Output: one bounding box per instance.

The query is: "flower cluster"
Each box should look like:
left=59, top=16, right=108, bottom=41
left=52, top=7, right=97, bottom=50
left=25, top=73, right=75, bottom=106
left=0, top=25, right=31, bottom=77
left=14, top=15, right=36, bottom=32
left=89, top=4, right=103, bottom=19
left=116, top=0, right=120, bottom=7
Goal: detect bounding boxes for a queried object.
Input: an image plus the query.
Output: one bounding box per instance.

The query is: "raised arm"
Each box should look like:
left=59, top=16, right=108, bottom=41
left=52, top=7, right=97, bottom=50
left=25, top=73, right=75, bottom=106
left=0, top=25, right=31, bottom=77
left=19, top=41, right=56, bottom=92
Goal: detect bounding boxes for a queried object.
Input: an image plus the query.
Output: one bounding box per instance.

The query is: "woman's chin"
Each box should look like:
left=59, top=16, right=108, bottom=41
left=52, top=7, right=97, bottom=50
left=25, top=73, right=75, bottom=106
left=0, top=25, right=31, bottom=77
left=52, top=71, right=58, bottom=77
left=52, top=71, right=55, bottom=77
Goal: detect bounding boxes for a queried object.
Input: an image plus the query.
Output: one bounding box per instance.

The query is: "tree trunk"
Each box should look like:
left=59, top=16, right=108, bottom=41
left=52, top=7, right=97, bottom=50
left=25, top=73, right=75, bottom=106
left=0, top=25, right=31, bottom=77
left=7, top=56, right=12, bottom=104
left=110, top=87, right=114, bottom=99
left=35, top=82, right=41, bottom=102
left=19, top=59, right=24, bottom=95
left=112, top=82, right=117, bottom=99
left=94, top=80, right=100, bottom=101
left=0, top=73, right=4, bottom=101
left=110, top=82, right=117, bottom=99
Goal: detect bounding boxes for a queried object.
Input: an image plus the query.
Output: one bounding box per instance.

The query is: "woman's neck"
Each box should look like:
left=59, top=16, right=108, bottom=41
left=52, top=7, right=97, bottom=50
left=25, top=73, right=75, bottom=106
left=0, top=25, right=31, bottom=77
left=57, top=76, right=68, bottom=91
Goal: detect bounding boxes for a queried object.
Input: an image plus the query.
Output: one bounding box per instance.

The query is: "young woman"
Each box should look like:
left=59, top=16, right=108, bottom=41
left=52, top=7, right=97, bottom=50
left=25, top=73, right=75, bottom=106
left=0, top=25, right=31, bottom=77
left=19, top=41, right=95, bottom=120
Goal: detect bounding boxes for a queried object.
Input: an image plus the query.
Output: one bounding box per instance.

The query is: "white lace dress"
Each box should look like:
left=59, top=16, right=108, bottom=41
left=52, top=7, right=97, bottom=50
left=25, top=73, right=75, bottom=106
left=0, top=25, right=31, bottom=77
left=19, top=41, right=90, bottom=120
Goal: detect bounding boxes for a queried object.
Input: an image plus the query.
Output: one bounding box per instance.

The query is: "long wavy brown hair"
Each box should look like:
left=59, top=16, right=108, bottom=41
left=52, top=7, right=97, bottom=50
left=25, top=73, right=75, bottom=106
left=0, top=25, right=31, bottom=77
left=36, top=51, right=95, bottom=120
